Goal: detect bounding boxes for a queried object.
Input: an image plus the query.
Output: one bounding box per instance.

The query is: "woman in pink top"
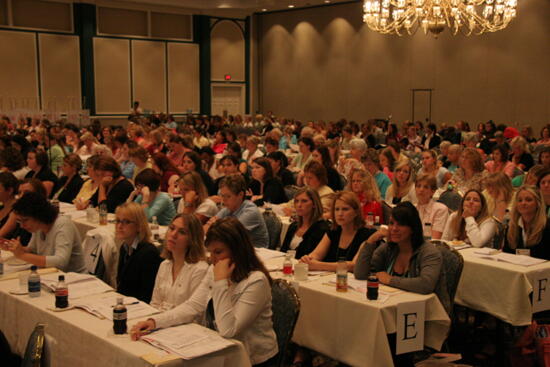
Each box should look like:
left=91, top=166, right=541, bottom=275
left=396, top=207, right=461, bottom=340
left=485, top=144, right=515, bottom=178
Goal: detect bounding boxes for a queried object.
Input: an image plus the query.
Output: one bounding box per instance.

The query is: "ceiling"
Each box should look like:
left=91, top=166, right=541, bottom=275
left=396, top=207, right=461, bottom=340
left=96, top=0, right=355, bottom=16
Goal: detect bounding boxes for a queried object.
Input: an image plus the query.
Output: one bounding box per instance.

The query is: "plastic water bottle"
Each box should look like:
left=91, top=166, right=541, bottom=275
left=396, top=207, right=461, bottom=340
left=28, top=266, right=41, bottom=298
left=113, top=297, right=128, bottom=334
left=99, top=202, right=108, bottom=225
left=424, top=223, right=432, bottom=241
left=336, top=257, right=348, bottom=292
left=282, top=253, right=293, bottom=276
left=366, top=212, right=374, bottom=227
left=55, top=275, right=69, bottom=308
left=151, top=216, right=160, bottom=241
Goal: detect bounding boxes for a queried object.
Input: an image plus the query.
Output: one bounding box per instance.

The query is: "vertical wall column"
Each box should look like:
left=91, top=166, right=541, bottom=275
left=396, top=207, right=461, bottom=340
left=73, top=3, right=96, bottom=115
left=244, top=16, right=250, bottom=114
left=194, top=15, right=211, bottom=115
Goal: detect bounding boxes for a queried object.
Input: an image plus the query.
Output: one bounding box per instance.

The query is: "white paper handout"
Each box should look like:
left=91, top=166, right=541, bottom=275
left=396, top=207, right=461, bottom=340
left=73, top=293, right=159, bottom=320
left=473, top=251, right=547, bottom=266
left=41, top=272, right=113, bottom=299
left=255, top=248, right=285, bottom=262
left=142, top=323, right=235, bottom=359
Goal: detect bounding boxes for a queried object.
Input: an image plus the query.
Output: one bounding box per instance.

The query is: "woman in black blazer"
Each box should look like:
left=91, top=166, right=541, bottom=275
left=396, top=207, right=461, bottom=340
left=54, top=154, right=84, bottom=203
left=115, top=202, right=162, bottom=303
left=248, top=157, right=287, bottom=206
left=281, top=187, right=330, bottom=259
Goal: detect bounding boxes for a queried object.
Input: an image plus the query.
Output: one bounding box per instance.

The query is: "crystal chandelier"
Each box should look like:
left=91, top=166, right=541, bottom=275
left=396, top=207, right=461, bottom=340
left=362, top=0, right=518, bottom=36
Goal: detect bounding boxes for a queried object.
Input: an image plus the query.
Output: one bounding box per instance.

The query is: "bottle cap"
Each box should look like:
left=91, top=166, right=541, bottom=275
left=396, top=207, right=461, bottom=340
left=31, top=265, right=37, bottom=271
left=59, top=275, right=65, bottom=281
left=116, top=297, right=124, bottom=304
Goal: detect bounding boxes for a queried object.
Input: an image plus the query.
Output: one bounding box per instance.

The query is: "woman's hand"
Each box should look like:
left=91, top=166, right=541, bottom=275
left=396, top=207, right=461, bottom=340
left=376, top=271, right=392, bottom=285
left=300, top=256, right=322, bottom=270
left=183, top=190, right=198, bottom=205
left=6, top=237, right=24, bottom=258
left=213, top=258, right=235, bottom=281
left=74, top=198, right=90, bottom=210
left=368, top=227, right=388, bottom=243
left=130, top=319, right=156, bottom=341
left=101, top=175, right=113, bottom=187
left=283, top=206, right=295, bottom=217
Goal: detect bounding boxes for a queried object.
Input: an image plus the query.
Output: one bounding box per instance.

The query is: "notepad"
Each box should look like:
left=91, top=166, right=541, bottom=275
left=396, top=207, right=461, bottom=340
left=73, top=294, right=159, bottom=320
left=41, top=272, right=113, bottom=299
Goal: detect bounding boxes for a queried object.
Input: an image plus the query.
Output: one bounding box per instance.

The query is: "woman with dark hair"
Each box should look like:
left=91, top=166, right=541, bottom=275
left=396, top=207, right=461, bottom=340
left=281, top=188, right=330, bottom=258
left=212, top=130, right=228, bottom=154
left=0, top=146, right=28, bottom=179
left=24, top=149, right=58, bottom=198
left=442, top=189, right=496, bottom=247
left=45, top=133, right=68, bottom=174
left=248, top=157, right=287, bottom=206
left=354, top=202, right=449, bottom=313
left=129, top=145, right=152, bottom=182
left=266, top=151, right=295, bottom=186
left=152, top=152, right=180, bottom=194
left=53, top=154, right=84, bottom=203
left=182, top=151, right=216, bottom=196
left=311, top=145, right=340, bottom=191
left=386, top=123, right=401, bottom=145
left=128, top=168, right=176, bottom=225
left=0, top=173, right=20, bottom=239
left=89, top=156, right=134, bottom=213
left=291, top=137, right=315, bottom=171
left=131, top=217, right=278, bottom=367
left=300, top=191, right=374, bottom=271
left=485, top=144, right=515, bottom=177
left=2, top=192, right=86, bottom=273
left=227, top=141, right=249, bottom=175
left=11, top=134, right=31, bottom=158
left=150, top=213, right=208, bottom=311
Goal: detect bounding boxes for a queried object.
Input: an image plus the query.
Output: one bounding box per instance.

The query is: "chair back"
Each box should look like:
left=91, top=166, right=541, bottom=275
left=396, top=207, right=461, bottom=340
left=82, top=227, right=119, bottom=287
left=437, top=190, right=462, bottom=212
left=382, top=201, right=393, bottom=223
left=271, top=279, right=301, bottom=367
left=263, top=209, right=283, bottom=250
left=433, top=241, right=464, bottom=314
left=492, top=220, right=507, bottom=250
left=338, top=174, right=347, bottom=190
left=21, top=323, right=45, bottom=367
left=284, top=185, right=300, bottom=200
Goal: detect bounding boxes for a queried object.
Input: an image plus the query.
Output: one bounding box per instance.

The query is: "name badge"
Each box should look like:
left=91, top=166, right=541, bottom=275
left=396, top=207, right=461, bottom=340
left=516, top=249, right=530, bottom=257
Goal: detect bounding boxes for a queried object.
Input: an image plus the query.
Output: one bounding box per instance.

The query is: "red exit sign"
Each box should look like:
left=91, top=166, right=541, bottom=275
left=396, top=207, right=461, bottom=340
left=224, top=74, right=231, bottom=81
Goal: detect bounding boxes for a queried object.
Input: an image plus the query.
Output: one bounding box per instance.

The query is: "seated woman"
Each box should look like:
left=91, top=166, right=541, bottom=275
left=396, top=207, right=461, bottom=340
left=24, top=149, right=58, bottom=198
left=150, top=213, right=209, bottom=312
left=129, top=145, right=152, bottom=182
left=415, top=174, right=449, bottom=240
left=0, top=147, right=29, bottom=179
left=513, top=164, right=546, bottom=188
left=379, top=147, right=395, bottom=180
left=76, top=132, right=98, bottom=155
left=115, top=202, right=162, bottom=303
left=131, top=217, right=278, bottom=366
left=266, top=151, right=295, bottom=187
left=449, top=147, right=488, bottom=193
left=347, top=168, right=383, bottom=223
left=213, top=155, right=248, bottom=196
left=177, top=171, right=219, bottom=224
left=510, top=136, right=534, bottom=172
left=385, top=159, right=417, bottom=205
left=242, top=136, right=264, bottom=165
left=503, top=186, right=550, bottom=259
left=182, top=151, right=216, bottom=196
left=354, top=202, right=450, bottom=314
left=128, top=168, right=176, bottom=226
left=89, top=156, right=134, bottom=213
left=485, top=144, right=515, bottom=178
left=483, top=172, right=514, bottom=222
left=337, top=138, right=366, bottom=178
left=311, top=145, right=340, bottom=191
left=280, top=188, right=330, bottom=258
left=248, top=157, right=287, bottom=206
left=301, top=160, right=334, bottom=215
left=291, top=137, right=315, bottom=171
left=300, top=191, right=374, bottom=271
left=442, top=189, right=497, bottom=248
left=0, top=173, right=21, bottom=240
left=538, top=170, right=550, bottom=215
left=417, top=150, right=451, bottom=188
left=2, top=192, right=86, bottom=273
left=211, top=174, right=269, bottom=247
left=226, top=142, right=249, bottom=175
left=74, top=155, right=101, bottom=209
left=53, top=154, right=84, bottom=203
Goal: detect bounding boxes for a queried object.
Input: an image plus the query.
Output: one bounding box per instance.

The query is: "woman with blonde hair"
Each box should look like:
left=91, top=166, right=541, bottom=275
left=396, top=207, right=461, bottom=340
left=450, top=147, right=488, bottom=193
left=418, top=150, right=451, bottom=188
left=483, top=172, right=514, bottom=221
left=347, top=168, right=383, bottom=222
left=504, top=186, right=550, bottom=259
left=385, top=159, right=417, bottom=205
left=150, top=213, right=208, bottom=312
left=300, top=191, right=375, bottom=271
left=115, top=202, right=162, bottom=303
left=442, top=189, right=497, bottom=248
left=510, top=136, right=534, bottom=171
left=76, top=132, right=99, bottom=156
left=177, top=171, right=218, bottom=224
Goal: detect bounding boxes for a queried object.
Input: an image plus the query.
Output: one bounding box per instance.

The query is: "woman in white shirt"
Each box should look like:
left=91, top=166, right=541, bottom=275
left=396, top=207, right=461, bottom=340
left=442, top=189, right=497, bottom=248
left=415, top=174, right=449, bottom=240
left=150, top=213, right=209, bottom=312
left=177, top=171, right=219, bottom=224
left=131, top=217, right=278, bottom=366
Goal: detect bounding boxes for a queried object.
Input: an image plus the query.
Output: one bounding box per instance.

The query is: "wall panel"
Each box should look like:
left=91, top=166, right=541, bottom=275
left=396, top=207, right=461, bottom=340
left=39, top=34, right=81, bottom=112
left=94, top=37, right=131, bottom=114
left=131, top=40, right=166, bottom=113
left=167, top=43, right=199, bottom=113
left=211, top=20, right=245, bottom=81
left=0, top=31, right=39, bottom=111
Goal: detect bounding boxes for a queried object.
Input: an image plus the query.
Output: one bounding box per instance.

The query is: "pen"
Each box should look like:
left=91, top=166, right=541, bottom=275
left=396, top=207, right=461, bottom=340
left=111, top=301, right=139, bottom=307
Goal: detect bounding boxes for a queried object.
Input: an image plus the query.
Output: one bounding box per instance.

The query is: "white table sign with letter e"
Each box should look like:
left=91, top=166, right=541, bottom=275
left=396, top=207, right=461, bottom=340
left=396, top=301, right=425, bottom=355
left=533, top=271, right=550, bottom=313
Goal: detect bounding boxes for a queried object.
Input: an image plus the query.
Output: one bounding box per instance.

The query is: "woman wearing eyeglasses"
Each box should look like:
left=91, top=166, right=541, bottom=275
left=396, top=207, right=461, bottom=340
left=2, top=192, right=85, bottom=273
left=131, top=217, right=278, bottom=366
left=115, top=202, right=162, bottom=303
left=150, top=213, right=209, bottom=312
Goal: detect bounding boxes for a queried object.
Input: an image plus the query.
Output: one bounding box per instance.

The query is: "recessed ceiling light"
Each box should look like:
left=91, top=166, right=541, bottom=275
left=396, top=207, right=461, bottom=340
left=288, top=4, right=295, bottom=8
left=324, top=0, right=331, bottom=3
left=262, top=8, right=267, bottom=11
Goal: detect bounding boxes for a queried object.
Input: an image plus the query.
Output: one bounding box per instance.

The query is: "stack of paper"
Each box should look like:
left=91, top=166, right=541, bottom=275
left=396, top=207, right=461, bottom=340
left=473, top=251, right=547, bottom=266
left=41, top=272, right=113, bottom=299
left=256, top=248, right=285, bottom=262
left=327, top=275, right=404, bottom=303
left=73, top=294, right=159, bottom=320
left=142, top=323, right=235, bottom=359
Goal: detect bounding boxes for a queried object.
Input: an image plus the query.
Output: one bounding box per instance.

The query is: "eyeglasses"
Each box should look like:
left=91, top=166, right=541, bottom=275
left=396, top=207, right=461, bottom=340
left=114, top=219, right=135, bottom=226
left=16, top=216, right=31, bottom=225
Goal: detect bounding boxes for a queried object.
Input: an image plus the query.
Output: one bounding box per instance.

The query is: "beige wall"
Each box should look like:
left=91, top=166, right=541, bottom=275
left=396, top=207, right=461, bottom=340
left=211, top=20, right=245, bottom=82
left=132, top=39, right=167, bottom=113
left=167, top=42, right=200, bottom=113
left=258, top=0, right=550, bottom=132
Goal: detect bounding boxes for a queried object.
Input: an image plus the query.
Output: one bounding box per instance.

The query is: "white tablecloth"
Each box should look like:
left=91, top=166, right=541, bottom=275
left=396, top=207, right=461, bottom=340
left=455, top=248, right=550, bottom=326
left=265, top=258, right=450, bottom=367
left=0, top=274, right=251, bottom=367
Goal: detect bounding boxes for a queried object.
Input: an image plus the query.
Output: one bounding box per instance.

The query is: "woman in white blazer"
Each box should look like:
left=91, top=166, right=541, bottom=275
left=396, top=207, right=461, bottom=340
left=131, top=217, right=278, bottom=366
